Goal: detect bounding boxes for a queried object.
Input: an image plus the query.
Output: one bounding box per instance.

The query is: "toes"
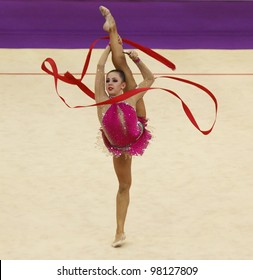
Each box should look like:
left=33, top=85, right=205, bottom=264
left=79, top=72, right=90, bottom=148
left=99, top=6, right=110, bottom=17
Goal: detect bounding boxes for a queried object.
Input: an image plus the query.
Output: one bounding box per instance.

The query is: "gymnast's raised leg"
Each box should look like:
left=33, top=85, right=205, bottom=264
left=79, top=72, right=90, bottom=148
left=99, top=5, right=146, bottom=118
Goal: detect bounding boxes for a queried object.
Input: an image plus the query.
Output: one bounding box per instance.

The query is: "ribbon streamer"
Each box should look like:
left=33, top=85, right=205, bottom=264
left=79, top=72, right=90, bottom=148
left=41, top=36, right=218, bottom=134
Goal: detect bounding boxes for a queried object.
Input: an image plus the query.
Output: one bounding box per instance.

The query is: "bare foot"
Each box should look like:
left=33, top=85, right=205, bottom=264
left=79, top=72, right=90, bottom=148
left=99, top=5, right=115, bottom=32
left=111, top=233, right=126, bottom=248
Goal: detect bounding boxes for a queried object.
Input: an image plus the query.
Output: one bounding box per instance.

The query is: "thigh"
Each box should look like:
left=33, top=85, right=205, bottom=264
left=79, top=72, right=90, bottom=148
left=113, top=154, right=132, bottom=185
left=112, top=57, right=137, bottom=91
left=123, top=67, right=138, bottom=92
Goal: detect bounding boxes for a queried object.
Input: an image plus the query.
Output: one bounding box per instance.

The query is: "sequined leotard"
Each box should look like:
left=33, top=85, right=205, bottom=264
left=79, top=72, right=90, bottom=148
left=100, top=102, right=152, bottom=157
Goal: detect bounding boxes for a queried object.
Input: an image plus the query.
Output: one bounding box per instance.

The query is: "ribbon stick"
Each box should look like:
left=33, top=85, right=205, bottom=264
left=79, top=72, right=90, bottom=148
left=41, top=36, right=218, bottom=134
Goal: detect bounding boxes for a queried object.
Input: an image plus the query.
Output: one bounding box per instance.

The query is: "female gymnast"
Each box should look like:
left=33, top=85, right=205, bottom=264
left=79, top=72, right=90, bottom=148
left=41, top=4, right=217, bottom=248
left=96, top=6, right=155, bottom=247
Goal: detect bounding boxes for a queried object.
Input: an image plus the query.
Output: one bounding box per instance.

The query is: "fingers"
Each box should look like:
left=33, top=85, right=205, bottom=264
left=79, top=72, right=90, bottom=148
left=123, top=50, right=139, bottom=60
left=129, top=50, right=139, bottom=61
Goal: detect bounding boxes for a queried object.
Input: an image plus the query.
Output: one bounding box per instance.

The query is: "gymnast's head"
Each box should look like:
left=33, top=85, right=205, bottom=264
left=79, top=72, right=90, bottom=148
left=106, top=69, right=126, bottom=97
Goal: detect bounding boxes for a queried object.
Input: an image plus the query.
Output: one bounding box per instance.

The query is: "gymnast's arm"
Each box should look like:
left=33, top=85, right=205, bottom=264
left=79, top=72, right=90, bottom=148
left=95, top=45, right=111, bottom=103
left=131, top=51, right=155, bottom=87
left=128, top=51, right=155, bottom=100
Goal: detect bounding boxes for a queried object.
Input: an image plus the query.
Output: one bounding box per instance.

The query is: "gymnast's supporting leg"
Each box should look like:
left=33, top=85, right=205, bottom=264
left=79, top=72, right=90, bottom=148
left=99, top=5, right=146, bottom=118
left=112, top=154, right=132, bottom=247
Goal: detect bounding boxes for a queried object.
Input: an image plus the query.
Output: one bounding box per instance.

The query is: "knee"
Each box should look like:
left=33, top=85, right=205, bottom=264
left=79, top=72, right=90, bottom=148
left=118, top=181, right=131, bottom=194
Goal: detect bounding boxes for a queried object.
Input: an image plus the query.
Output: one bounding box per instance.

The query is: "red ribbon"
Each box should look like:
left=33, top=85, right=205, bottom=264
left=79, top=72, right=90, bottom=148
left=41, top=36, right=218, bottom=134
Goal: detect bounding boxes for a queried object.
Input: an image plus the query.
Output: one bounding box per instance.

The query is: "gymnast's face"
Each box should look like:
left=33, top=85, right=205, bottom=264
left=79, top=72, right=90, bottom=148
left=106, top=72, right=126, bottom=97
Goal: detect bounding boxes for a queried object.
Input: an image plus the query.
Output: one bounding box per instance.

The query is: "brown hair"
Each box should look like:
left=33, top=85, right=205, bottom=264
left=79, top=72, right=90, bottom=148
left=107, top=69, right=126, bottom=83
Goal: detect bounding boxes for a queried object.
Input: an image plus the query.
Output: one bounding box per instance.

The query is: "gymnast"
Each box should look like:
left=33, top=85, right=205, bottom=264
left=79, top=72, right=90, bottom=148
left=97, top=6, right=155, bottom=247
left=41, top=4, right=218, bottom=248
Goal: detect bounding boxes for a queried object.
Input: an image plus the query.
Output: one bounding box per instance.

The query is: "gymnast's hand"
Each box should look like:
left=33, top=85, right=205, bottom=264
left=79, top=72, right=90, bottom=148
left=129, top=50, right=139, bottom=61
left=124, top=50, right=140, bottom=64
left=123, top=50, right=139, bottom=61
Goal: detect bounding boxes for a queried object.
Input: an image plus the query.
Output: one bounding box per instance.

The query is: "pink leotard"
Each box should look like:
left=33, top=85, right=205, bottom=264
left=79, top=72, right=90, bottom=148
left=100, top=102, right=152, bottom=157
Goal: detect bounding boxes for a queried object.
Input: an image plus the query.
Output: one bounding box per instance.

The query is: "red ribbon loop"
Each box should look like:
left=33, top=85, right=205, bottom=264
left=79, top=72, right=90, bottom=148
left=41, top=37, right=218, bottom=135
